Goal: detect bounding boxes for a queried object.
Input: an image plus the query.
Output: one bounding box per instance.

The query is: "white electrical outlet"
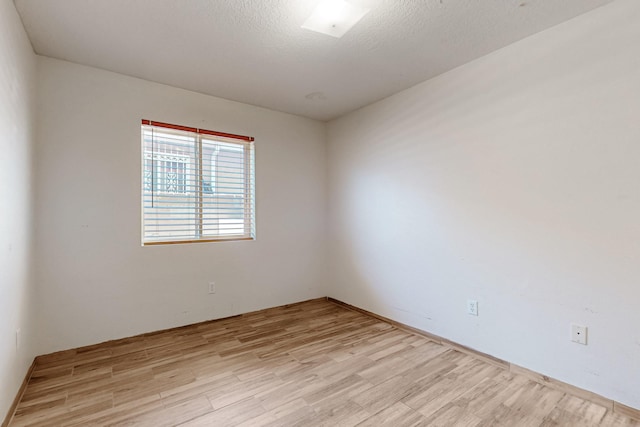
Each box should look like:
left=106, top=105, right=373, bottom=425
left=467, top=299, right=478, bottom=316
left=208, top=282, right=216, bottom=294
left=571, top=324, right=587, bottom=345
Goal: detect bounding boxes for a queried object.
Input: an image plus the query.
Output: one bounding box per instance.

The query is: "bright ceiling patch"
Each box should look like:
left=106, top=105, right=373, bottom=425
left=302, top=0, right=370, bottom=38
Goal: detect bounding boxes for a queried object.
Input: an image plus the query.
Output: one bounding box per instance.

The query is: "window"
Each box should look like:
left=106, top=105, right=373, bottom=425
left=141, top=120, right=255, bottom=245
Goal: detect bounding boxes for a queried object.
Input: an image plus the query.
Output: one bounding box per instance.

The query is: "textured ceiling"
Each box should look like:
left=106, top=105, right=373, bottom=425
left=15, top=0, right=616, bottom=121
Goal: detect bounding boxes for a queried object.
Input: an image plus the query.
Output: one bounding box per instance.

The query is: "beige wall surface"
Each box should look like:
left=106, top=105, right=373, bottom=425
left=33, top=57, right=327, bottom=355
left=0, top=0, right=38, bottom=418
left=327, top=0, right=640, bottom=409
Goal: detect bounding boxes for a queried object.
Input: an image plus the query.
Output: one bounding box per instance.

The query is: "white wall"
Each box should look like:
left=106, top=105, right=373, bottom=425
left=327, top=0, right=640, bottom=409
left=34, top=57, right=327, bottom=355
left=0, top=0, right=37, bottom=418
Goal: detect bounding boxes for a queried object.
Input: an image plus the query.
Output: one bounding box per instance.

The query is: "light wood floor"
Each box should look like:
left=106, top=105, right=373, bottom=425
left=8, top=299, right=639, bottom=426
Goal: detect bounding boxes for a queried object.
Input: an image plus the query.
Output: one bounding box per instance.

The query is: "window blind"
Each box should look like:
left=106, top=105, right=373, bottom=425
left=141, top=120, right=255, bottom=245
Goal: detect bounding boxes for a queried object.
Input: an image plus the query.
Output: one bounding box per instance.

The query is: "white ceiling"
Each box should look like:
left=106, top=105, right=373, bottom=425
left=15, top=0, right=615, bottom=121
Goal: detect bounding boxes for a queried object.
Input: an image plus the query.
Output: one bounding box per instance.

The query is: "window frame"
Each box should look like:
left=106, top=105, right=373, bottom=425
left=141, top=119, right=255, bottom=246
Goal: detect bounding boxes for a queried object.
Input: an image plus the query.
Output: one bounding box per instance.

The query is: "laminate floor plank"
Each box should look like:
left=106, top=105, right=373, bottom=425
left=8, top=299, right=639, bottom=426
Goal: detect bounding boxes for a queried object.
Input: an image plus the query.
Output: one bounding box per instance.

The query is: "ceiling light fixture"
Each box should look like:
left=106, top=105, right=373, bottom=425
left=302, top=0, right=370, bottom=38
